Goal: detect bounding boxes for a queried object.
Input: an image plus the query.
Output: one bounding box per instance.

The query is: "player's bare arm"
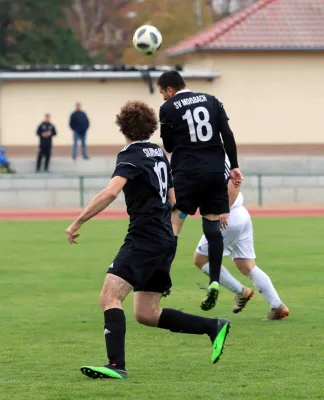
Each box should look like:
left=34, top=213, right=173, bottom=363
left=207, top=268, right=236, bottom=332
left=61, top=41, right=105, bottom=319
left=65, top=176, right=127, bottom=244
left=220, top=180, right=240, bottom=229
left=228, top=179, right=240, bottom=208
left=219, top=213, right=229, bottom=230
left=168, top=187, right=176, bottom=207
left=219, top=119, right=243, bottom=187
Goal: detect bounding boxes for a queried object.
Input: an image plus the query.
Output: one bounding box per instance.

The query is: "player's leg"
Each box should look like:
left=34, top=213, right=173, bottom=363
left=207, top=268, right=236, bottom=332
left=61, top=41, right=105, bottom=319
left=80, top=273, right=132, bottom=380
left=194, top=228, right=253, bottom=313
left=218, top=207, right=254, bottom=313
left=169, top=178, right=197, bottom=265
left=199, top=215, right=223, bottom=311
left=100, top=273, right=132, bottom=371
left=199, top=176, right=230, bottom=311
left=234, top=258, right=289, bottom=320
left=133, top=291, right=231, bottom=364
left=202, top=213, right=223, bottom=283
left=80, top=243, right=136, bottom=380
left=194, top=250, right=245, bottom=296
left=232, top=209, right=289, bottom=320
left=171, top=176, right=198, bottom=237
left=133, top=241, right=231, bottom=364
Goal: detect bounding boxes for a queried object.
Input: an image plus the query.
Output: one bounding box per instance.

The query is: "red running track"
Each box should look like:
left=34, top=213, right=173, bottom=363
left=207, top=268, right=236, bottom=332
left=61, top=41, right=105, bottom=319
left=1, top=208, right=324, bottom=220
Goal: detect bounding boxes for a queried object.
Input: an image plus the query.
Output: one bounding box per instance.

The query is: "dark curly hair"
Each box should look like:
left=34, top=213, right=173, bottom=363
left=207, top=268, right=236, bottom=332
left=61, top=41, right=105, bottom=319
left=116, top=101, right=158, bottom=141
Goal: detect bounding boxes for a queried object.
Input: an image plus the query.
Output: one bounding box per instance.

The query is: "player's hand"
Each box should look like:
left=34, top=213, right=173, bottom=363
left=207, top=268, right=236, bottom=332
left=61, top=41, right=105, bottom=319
left=66, top=220, right=82, bottom=244
left=230, top=168, right=243, bottom=188
left=220, top=213, right=229, bottom=230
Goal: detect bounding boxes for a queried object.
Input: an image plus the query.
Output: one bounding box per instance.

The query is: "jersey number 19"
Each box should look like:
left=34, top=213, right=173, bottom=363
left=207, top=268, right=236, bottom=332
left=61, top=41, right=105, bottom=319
left=182, top=106, right=213, bottom=142
left=154, top=161, right=168, bottom=203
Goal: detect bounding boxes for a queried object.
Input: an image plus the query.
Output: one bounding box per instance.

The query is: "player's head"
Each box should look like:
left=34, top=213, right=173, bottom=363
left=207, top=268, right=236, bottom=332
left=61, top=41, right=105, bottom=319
left=44, top=113, right=51, bottom=122
left=76, top=102, right=82, bottom=111
left=157, top=70, right=186, bottom=100
left=116, top=101, right=158, bottom=142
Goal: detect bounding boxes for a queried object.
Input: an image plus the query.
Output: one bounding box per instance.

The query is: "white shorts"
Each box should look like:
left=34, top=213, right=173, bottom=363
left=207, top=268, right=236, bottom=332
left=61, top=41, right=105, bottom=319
left=196, top=205, right=256, bottom=260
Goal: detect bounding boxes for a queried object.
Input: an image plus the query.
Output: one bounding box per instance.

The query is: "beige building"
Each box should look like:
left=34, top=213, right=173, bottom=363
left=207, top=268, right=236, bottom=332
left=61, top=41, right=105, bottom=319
left=1, top=52, right=324, bottom=153
left=1, top=0, right=324, bottom=154
left=180, top=51, right=324, bottom=146
left=165, top=0, right=324, bottom=152
left=0, top=70, right=217, bottom=154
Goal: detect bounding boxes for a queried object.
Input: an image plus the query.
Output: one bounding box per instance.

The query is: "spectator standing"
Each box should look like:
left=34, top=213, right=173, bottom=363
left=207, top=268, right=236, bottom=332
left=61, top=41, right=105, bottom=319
left=36, top=114, right=56, bottom=173
left=69, top=103, right=90, bottom=160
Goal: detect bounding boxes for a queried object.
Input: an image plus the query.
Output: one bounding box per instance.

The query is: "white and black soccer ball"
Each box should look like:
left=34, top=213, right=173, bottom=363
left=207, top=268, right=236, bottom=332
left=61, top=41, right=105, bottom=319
left=133, top=25, right=162, bottom=55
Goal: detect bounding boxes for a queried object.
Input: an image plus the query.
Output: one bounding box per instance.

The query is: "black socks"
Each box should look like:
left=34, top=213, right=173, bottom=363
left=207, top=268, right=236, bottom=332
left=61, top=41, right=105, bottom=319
left=202, top=218, right=223, bottom=283
left=158, top=308, right=215, bottom=337
left=104, top=308, right=126, bottom=370
left=103, top=306, right=218, bottom=370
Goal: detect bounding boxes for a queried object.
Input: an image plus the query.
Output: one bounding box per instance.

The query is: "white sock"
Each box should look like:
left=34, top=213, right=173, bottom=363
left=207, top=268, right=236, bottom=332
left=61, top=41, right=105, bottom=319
left=248, top=266, right=282, bottom=308
left=201, top=263, right=243, bottom=294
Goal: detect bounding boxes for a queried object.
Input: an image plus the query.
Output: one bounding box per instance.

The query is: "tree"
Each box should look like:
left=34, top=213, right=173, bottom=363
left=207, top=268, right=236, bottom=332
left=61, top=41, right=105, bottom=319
left=64, top=0, right=131, bottom=64
left=0, top=0, right=94, bottom=66
left=120, top=0, right=258, bottom=65
left=0, top=0, right=15, bottom=65
left=121, top=0, right=214, bottom=65
left=7, top=25, right=95, bottom=65
left=208, top=0, right=258, bottom=22
left=65, top=0, right=215, bottom=66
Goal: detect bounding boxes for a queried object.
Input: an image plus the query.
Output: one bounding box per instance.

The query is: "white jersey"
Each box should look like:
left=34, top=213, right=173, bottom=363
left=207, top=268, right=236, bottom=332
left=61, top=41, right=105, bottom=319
left=195, top=154, right=255, bottom=260
left=225, top=154, right=244, bottom=210
left=196, top=205, right=256, bottom=260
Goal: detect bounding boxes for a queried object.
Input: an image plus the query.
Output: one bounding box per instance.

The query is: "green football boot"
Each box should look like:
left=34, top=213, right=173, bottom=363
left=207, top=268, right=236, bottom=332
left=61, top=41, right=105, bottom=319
left=211, top=318, right=231, bottom=364
left=80, top=364, right=127, bottom=379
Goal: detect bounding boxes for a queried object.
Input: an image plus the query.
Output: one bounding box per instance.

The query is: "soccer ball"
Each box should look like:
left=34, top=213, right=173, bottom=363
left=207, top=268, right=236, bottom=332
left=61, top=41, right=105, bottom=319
left=133, top=25, right=162, bottom=55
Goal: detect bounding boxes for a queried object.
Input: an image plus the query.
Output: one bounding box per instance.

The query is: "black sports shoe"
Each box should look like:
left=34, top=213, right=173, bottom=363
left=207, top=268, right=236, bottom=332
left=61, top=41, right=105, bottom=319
left=201, top=281, right=220, bottom=311
left=80, top=364, right=127, bottom=379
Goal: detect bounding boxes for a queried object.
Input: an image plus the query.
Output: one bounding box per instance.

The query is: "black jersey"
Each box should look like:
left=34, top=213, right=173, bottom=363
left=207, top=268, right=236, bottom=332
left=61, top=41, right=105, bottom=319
left=112, top=140, right=175, bottom=245
left=36, top=122, right=57, bottom=148
left=159, top=90, right=229, bottom=177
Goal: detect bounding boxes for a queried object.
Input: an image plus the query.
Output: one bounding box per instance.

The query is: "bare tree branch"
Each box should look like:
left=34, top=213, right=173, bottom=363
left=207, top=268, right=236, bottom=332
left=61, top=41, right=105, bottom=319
left=86, top=0, right=105, bottom=48
left=209, top=0, right=257, bottom=22
left=64, top=0, right=131, bottom=63
left=71, top=0, right=88, bottom=45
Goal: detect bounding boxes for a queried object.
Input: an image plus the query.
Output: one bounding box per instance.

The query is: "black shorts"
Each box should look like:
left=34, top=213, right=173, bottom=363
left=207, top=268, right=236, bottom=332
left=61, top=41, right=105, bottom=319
left=173, top=173, right=229, bottom=216
left=107, top=238, right=176, bottom=293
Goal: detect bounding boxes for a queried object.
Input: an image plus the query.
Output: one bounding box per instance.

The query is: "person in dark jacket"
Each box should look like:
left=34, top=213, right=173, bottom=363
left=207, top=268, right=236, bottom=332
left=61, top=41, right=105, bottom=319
left=69, top=103, right=90, bottom=160
left=36, top=114, right=56, bottom=172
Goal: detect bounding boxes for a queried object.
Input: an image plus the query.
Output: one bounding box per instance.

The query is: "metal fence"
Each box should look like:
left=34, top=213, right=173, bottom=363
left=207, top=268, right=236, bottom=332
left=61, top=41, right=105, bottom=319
left=1, top=173, right=324, bottom=208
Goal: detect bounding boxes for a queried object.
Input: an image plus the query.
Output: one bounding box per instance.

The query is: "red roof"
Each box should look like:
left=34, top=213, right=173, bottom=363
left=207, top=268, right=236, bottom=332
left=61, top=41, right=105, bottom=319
left=166, top=0, right=324, bottom=56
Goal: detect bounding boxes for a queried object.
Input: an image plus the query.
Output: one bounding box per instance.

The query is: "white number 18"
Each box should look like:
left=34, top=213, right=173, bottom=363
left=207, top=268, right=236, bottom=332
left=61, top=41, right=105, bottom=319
left=182, top=106, right=213, bottom=142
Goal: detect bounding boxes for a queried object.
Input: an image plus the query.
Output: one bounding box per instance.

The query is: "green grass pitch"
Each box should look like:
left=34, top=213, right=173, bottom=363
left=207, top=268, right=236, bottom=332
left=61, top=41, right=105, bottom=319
left=1, top=217, right=324, bottom=400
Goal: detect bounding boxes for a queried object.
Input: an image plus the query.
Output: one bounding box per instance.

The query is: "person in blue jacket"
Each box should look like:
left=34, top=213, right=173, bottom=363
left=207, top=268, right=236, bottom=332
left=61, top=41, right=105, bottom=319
left=69, top=103, right=90, bottom=160
left=0, top=147, right=15, bottom=173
